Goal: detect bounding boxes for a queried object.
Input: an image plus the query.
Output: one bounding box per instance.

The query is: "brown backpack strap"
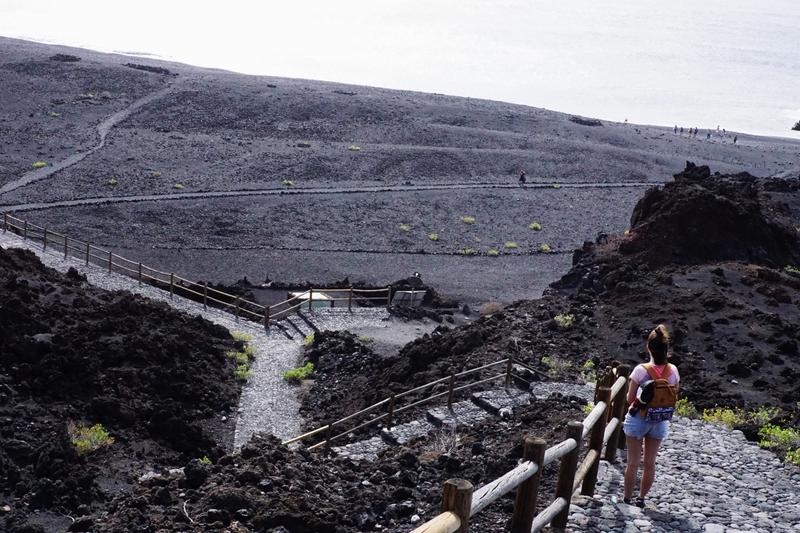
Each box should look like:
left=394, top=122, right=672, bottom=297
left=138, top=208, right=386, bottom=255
left=644, top=363, right=671, bottom=381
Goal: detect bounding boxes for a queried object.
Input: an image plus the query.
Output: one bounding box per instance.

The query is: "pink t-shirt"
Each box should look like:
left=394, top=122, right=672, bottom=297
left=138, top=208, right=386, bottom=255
left=630, top=363, right=680, bottom=386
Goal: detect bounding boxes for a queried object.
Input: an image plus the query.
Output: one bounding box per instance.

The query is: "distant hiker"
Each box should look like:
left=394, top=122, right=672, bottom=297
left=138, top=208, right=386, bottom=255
left=624, top=118, right=628, bottom=126
left=673, top=125, right=678, bottom=134
left=679, top=126, right=684, bottom=135
left=733, top=135, right=738, bottom=144
left=622, top=325, right=680, bottom=508
left=706, top=132, right=711, bottom=140
left=519, top=169, right=527, bottom=185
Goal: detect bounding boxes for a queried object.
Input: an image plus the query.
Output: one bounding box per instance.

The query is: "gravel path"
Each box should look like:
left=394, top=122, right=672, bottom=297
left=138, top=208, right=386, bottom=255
left=565, top=418, right=800, bottom=533
left=0, top=180, right=655, bottom=213
left=0, top=229, right=389, bottom=450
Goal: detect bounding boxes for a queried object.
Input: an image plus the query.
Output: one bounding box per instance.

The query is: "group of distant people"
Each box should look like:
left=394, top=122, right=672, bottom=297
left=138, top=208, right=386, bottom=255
left=674, top=124, right=737, bottom=145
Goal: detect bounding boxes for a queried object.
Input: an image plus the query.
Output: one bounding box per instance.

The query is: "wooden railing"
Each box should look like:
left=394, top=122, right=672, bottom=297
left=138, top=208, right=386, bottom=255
left=1, top=213, right=391, bottom=328
left=411, top=364, right=631, bottom=533
left=283, top=358, right=551, bottom=451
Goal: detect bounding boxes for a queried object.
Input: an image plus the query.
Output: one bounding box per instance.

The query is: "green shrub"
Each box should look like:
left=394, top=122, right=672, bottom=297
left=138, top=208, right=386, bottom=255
left=48, top=111, right=60, bottom=118
left=399, top=223, right=411, bottom=232
left=68, top=422, right=114, bottom=455
left=554, top=313, right=574, bottom=329
left=358, top=335, right=373, bottom=344
left=580, top=359, right=596, bottom=384
left=234, top=364, right=251, bottom=381
left=151, top=170, right=162, bottom=178
left=540, top=355, right=572, bottom=378
left=348, top=144, right=362, bottom=151
left=303, top=333, right=315, bottom=346
left=529, top=222, right=542, bottom=231
left=232, top=331, right=253, bottom=342
left=540, top=243, right=552, bottom=253
left=582, top=401, right=595, bottom=414
left=283, top=362, right=314, bottom=383
left=552, top=183, right=562, bottom=189
left=459, top=247, right=476, bottom=256
left=108, top=177, right=118, bottom=186
left=784, top=265, right=800, bottom=277
left=675, top=398, right=699, bottom=418
left=32, top=161, right=47, bottom=169
left=487, top=248, right=500, bottom=257
left=280, top=179, right=294, bottom=187
left=428, top=233, right=439, bottom=241
left=460, top=216, right=476, bottom=224
left=174, top=183, right=185, bottom=190
left=758, top=424, right=800, bottom=450
left=702, top=407, right=744, bottom=428
left=504, top=242, right=518, bottom=249
left=199, top=455, right=212, bottom=465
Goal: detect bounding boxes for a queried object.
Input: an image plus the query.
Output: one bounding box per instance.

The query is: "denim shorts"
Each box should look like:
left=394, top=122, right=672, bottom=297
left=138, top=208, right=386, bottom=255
left=623, top=411, right=670, bottom=440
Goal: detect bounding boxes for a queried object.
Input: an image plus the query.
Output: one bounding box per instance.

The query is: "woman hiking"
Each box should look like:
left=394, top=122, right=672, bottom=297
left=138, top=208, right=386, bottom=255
left=622, top=324, right=680, bottom=507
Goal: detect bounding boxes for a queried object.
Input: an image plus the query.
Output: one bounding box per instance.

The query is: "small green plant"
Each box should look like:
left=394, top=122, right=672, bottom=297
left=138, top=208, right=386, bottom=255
left=459, top=247, right=476, bottom=256
left=504, top=241, right=519, bottom=249
left=32, top=161, right=47, bottom=169
left=786, top=448, right=800, bottom=465
left=48, top=111, right=60, bottom=118
left=487, top=248, right=500, bottom=257
left=174, top=183, right=185, bottom=190
left=281, top=179, right=294, bottom=187
left=675, top=398, right=699, bottom=418
left=460, top=216, right=476, bottom=225
left=758, top=424, right=800, bottom=450
left=540, top=243, right=552, bottom=253
left=358, top=335, right=373, bottom=344
left=623, top=229, right=631, bottom=236
left=232, top=331, right=253, bottom=343
left=540, top=355, right=572, bottom=378
left=234, top=364, right=252, bottom=381
left=399, top=223, right=411, bottom=232
left=108, top=177, right=118, bottom=186
left=582, top=401, right=595, bottom=414
left=580, top=359, right=596, bottom=384
left=552, top=183, right=562, bottom=189
left=303, top=333, right=315, bottom=346
left=151, top=171, right=162, bottom=178
left=554, top=313, right=574, bottom=329
left=348, top=144, right=362, bottom=151
left=428, top=233, right=439, bottom=241
left=784, top=265, right=800, bottom=277
left=529, top=222, right=542, bottom=231
left=750, top=406, right=782, bottom=426
left=68, top=422, right=114, bottom=455
left=199, top=455, right=212, bottom=465
left=283, top=362, right=314, bottom=383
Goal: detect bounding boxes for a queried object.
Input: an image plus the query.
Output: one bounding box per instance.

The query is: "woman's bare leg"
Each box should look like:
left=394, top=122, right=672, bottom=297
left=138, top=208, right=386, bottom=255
left=640, top=437, right=662, bottom=498
left=623, top=436, right=642, bottom=500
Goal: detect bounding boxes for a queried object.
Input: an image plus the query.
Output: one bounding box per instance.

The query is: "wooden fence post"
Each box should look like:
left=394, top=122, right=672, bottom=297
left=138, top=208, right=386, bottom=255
left=552, top=421, right=583, bottom=529
left=511, top=437, right=547, bottom=533
left=23, top=220, right=28, bottom=240
left=43, top=228, right=48, bottom=251
left=348, top=287, right=353, bottom=312
left=386, top=393, right=396, bottom=429
left=605, top=364, right=630, bottom=461
left=2, top=213, right=6, bottom=233
left=442, top=479, right=473, bottom=533
left=325, top=423, right=334, bottom=452
left=85, top=243, right=90, bottom=266
left=169, top=273, right=175, bottom=299
left=203, top=282, right=208, bottom=311
left=447, top=374, right=456, bottom=408
left=308, top=288, right=313, bottom=311
left=582, top=386, right=611, bottom=496
left=138, top=263, right=143, bottom=285
left=386, top=285, right=392, bottom=309
left=63, top=236, right=68, bottom=259
left=108, top=251, right=112, bottom=274
left=235, top=297, right=240, bottom=322
left=264, top=307, right=270, bottom=330
left=505, top=358, right=513, bottom=389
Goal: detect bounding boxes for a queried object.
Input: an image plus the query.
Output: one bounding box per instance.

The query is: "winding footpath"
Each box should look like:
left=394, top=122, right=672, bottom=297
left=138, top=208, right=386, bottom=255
left=0, top=180, right=658, bottom=213
left=0, top=83, right=175, bottom=196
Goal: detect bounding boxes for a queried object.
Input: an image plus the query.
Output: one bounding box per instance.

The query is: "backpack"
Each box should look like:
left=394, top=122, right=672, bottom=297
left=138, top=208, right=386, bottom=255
left=638, top=363, right=678, bottom=422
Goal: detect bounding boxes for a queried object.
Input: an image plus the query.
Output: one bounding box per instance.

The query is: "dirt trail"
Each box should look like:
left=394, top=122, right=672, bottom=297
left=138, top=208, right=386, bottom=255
left=0, top=83, right=175, bottom=196
left=0, top=180, right=655, bottom=213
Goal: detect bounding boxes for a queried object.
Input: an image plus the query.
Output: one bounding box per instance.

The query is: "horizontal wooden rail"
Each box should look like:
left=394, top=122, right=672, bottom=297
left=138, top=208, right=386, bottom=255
left=409, top=511, right=461, bottom=533
left=470, top=460, right=538, bottom=516
left=530, top=497, right=567, bottom=532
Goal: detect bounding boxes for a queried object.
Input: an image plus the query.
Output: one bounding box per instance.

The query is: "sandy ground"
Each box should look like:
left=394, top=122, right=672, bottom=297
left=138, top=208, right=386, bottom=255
left=1, top=36, right=799, bottom=303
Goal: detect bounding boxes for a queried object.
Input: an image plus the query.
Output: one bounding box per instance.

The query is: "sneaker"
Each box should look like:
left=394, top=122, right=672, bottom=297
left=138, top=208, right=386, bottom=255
left=634, top=497, right=645, bottom=508
left=622, top=497, right=632, bottom=505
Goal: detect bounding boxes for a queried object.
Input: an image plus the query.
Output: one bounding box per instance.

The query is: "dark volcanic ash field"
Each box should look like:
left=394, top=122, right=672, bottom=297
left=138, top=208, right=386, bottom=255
left=1, top=36, right=799, bottom=303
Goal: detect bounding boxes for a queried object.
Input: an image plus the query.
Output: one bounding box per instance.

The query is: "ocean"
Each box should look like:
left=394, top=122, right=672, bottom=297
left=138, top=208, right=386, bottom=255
left=1, top=0, right=798, bottom=138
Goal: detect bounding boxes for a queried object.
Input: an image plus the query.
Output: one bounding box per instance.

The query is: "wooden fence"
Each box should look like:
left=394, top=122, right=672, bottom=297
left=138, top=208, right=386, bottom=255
left=283, top=358, right=557, bottom=450
left=410, top=364, right=631, bottom=533
left=1, top=213, right=391, bottom=327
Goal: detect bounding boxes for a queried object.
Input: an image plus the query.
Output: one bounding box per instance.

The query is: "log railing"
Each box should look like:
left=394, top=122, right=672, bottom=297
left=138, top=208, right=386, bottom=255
left=411, top=364, right=631, bottom=533
left=283, top=358, right=550, bottom=451
left=1, top=213, right=391, bottom=328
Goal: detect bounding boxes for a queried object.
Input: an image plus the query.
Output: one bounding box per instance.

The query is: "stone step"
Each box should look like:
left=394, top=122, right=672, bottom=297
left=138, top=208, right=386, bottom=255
left=426, top=399, right=491, bottom=428
left=472, top=388, right=531, bottom=415
left=381, top=419, right=435, bottom=445
left=332, top=435, right=388, bottom=462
